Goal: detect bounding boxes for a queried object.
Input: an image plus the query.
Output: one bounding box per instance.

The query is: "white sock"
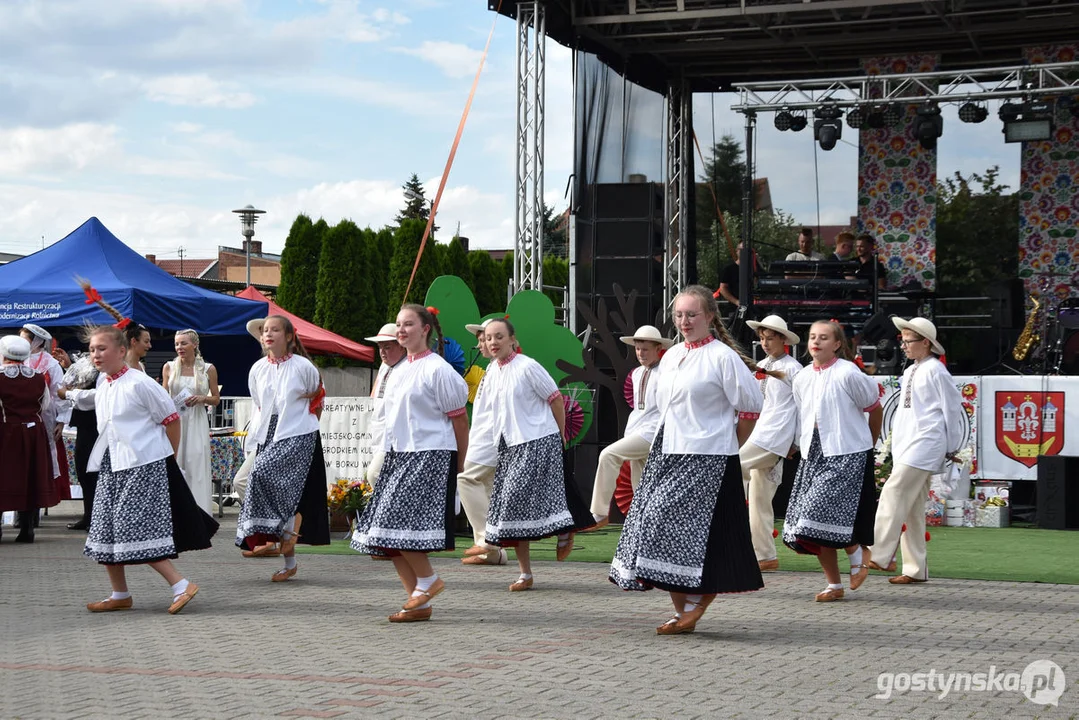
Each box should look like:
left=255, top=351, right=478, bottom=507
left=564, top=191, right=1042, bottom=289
left=283, top=516, right=296, bottom=534
left=684, top=593, right=703, bottom=613
left=414, top=574, right=437, bottom=593
left=110, top=591, right=131, bottom=601
left=847, top=546, right=863, bottom=567
left=170, top=579, right=189, bottom=597
left=827, top=583, right=844, bottom=591
left=518, top=573, right=533, bottom=581
left=592, top=513, right=605, bottom=522
left=557, top=533, right=571, bottom=546
left=283, top=555, right=297, bottom=570
left=412, top=601, right=432, bottom=610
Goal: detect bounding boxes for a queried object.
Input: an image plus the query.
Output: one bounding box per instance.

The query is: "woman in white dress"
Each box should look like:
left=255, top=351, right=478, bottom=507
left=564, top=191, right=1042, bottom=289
left=161, top=330, right=219, bottom=513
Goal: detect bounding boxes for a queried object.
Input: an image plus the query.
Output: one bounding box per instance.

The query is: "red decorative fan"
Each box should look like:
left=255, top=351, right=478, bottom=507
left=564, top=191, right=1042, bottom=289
left=562, top=394, right=584, bottom=442
left=622, top=373, right=634, bottom=407
left=614, top=462, right=634, bottom=515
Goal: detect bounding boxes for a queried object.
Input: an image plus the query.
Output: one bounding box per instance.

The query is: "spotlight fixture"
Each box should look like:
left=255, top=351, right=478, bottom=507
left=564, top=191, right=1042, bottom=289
left=958, top=101, right=989, bottom=124
left=846, top=108, right=866, bottom=129
left=774, top=109, right=794, bottom=131
left=865, top=104, right=902, bottom=129
left=813, top=105, right=843, bottom=151
left=999, top=100, right=1054, bottom=143
left=913, top=103, right=944, bottom=150
left=789, top=112, right=808, bottom=132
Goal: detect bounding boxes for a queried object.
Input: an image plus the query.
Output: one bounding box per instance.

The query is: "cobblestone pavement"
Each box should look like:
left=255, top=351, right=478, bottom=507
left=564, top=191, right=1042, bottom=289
left=1, top=503, right=1076, bottom=720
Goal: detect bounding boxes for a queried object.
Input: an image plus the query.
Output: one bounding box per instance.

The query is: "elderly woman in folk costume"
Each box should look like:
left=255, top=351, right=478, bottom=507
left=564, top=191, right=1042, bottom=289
left=783, top=319, right=883, bottom=602
left=76, top=324, right=218, bottom=614
left=458, top=318, right=508, bottom=567
left=610, top=286, right=767, bottom=635
left=351, top=304, right=469, bottom=623
left=0, top=336, right=59, bottom=543
left=587, top=324, right=672, bottom=531
left=739, top=315, right=804, bottom=572
left=161, top=329, right=219, bottom=513
left=237, top=315, right=330, bottom=580
left=868, top=317, right=965, bottom=585
left=481, top=318, right=593, bottom=591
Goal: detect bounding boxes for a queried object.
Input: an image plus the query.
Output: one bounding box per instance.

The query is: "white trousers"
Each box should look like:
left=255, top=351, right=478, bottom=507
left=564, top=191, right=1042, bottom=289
left=869, top=463, right=933, bottom=580
left=590, top=434, right=651, bottom=517
left=458, top=460, right=497, bottom=547
left=739, top=441, right=782, bottom=562
left=365, top=449, right=386, bottom=487
left=232, top=451, right=255, bottom=501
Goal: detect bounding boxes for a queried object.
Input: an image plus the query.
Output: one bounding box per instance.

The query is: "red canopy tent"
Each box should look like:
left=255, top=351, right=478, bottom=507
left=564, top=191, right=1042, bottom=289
left=236, top=286, right=375, bottom=363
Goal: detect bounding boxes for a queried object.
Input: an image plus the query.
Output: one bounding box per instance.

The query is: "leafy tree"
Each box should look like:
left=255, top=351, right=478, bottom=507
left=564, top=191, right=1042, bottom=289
left=468, top=249, right=505, bottom=315
left=395, top=173, right=438, bottom=233
left=543, top=202, right=568, bottom=258
left=444, top=236, right=474, bottom=287
left=501, top=251, right=515, bottom=293
left=695, top=135, right=748, bottom=283
left=541, top=255, right=569, bottom=312
left=935, top=166, right=1019, bottom=294
left=363, top=227, right=387, bottom=326
left=387, top=218, right=443, bottom=316
left=314, top=220, right=372, bottom=344
left=277, top=214, right=321, bottom=320
left=697, top=208, right=797, bottom=289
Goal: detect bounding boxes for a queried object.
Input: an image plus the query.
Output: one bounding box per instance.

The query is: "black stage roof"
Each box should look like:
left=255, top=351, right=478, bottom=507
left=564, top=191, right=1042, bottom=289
left=491, top=0, right=1079, bottom=93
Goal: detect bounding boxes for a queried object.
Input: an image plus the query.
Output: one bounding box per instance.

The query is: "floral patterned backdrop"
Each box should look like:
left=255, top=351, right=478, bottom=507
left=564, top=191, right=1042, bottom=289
left=857, top=55, right=940, bottom=291
left=1019, top=45, right=1079, bottom=301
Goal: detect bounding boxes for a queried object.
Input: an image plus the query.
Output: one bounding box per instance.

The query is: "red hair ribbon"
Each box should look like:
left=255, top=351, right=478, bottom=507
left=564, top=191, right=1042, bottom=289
left=82, top=286, right=103, bottom=305
left=829, top=318, right=840, bottom=324
left=939, top=353, right=947, bottom=365
left=426, top=306, right=440, bottom=316
left=854, top=356, right=866, bottom=369
left=878, top=382, right=886, bottom=397
left=309, top=383, right=326, bottom=414
left=504, top=314, right=510, bottom=319
left=754, top=370, right=767, bottom=380
left=114, top=317, right=132, bottom=329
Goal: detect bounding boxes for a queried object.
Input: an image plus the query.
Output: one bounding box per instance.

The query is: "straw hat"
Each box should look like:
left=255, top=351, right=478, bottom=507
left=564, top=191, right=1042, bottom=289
left=0, top=335, right=31, bottom=362
left=892, top=316, right=945, bottom=355
left=619, top=325, right=675, bottom=349
left=245, top=318, right=266, bottom=341
left=464, top=318, right=494, bottom=336
left=746, top=315, right=800, bottom=344
left=364, top=323, right=398, bottom=343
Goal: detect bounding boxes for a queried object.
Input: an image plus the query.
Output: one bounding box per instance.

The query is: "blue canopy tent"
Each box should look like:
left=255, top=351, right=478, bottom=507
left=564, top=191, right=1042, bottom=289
left=0, top=217, right=267, bottom=333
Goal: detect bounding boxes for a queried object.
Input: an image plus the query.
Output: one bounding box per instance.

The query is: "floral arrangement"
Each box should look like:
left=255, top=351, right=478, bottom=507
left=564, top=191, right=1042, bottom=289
left=874, top=431, right=894, bottom=497
left=61, top=352, right=99, bottom=390
left=327, top=478, right=373, bottom=516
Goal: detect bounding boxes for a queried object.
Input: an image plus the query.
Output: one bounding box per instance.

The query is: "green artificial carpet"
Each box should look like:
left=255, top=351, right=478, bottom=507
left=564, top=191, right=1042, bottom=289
left=297, top=523, right=1079, bottom=584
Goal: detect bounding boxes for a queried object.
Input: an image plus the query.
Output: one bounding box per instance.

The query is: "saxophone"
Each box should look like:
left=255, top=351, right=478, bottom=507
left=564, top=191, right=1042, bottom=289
left=1012, top=294, right=1041, bottom=361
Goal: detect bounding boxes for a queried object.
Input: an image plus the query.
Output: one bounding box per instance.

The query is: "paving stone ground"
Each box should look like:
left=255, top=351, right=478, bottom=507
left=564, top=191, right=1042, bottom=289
left=1, top=502, right=1077, bottom=720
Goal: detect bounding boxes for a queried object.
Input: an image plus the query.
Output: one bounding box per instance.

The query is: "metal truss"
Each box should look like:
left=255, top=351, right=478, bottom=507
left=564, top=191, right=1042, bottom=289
left=731, top=61, right=1079, bottom=112
left=513, top=1, right=546, bottom=293
left=663, top=77, right=691, bottom=317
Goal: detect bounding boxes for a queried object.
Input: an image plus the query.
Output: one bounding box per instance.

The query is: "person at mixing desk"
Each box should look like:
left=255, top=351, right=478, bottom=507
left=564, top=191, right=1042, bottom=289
left=852, top=234, right=888, bottom=290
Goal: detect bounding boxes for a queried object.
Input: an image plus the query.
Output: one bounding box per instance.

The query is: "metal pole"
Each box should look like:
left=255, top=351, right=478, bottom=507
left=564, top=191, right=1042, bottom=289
left=738, top=111, right=755, bottom=311
left=246, top=239, right=251, bottom=286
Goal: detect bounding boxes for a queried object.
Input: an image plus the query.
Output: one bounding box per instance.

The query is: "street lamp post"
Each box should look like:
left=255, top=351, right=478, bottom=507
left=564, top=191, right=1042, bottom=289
left=232, top=204, right=266, bottom=287
left=402, top=189, right=435, bottom=227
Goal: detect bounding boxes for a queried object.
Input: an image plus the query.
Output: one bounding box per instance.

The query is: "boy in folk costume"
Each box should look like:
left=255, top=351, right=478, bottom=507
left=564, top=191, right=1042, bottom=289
left=363, top=323, right=407, bottom=489
left=868, top=317, right=965, bottom=584
left=588, top=325, right=673, bottom=531
left=739, top=315, right=803, bottom=572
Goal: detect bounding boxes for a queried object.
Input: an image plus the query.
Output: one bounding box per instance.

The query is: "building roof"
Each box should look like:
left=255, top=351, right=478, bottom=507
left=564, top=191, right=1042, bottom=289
left=152, top=258, right=217, bottom=278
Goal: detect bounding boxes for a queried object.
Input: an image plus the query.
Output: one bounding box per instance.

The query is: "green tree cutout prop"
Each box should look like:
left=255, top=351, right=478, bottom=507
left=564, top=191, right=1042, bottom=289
left=424, top=275, right=593, bottom=444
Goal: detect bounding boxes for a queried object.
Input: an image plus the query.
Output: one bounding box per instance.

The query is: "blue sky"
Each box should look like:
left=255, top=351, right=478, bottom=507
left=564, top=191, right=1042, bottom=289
left=0, top=0, right=1020, bottom=262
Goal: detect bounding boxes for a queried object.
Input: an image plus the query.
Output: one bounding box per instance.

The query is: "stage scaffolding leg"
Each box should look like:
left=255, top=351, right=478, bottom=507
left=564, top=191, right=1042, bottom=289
left=739, top=111, right=756, bottom=311
left=514, top=1, right=545, bottom=294
left=663, top=78, right=691, bottom=318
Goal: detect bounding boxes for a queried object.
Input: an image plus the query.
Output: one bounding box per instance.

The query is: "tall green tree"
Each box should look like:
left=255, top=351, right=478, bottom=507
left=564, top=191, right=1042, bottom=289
left=697, top=208, right=797, bottom=289
left=314, top=220, right=373, bottom=343
left=363, top=227, right=387, bottom=327
left=541, top=255, right=569, bottom=311
left=501, top=251, right=515, bottom=294
left=387, top=218, right=443, bottom=316
left=277, top=214, right=321, bottom=320
left=695, top=135, right=748, bottom=278
left=468, top=250, right=505, bottom=315
left=543, top=203, right=568, bottom=258
left=395, top=173, right=438, bottom=233
left=444, top=236, right=474, bottom=287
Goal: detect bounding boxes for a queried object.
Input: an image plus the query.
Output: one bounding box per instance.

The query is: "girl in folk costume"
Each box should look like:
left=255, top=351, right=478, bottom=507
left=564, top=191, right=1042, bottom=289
left=459, top=318, right=508, bottom=567
left=19, top=324, right=70, bottom=528
left=783, top=320, right=883, bottom=602
left=482, top=318, right=593, bottom=591
left=587, top=325, right=673, bottom=531
left=75, top=281, right=152, bottom=373
left=739, top=315, right=804, bottom=572
left=351, top=305, right=469, bottom=623
left=0, top=336, right=58, bottom=543
left=79, top=325, right=218, bottom=614
left=237, top=315, right=330, bottom=580
left=161, top=330, right=219, bottom=513
left=610, top=285, right=767, bottom=635
left=868, top=317, right=965, bottom=584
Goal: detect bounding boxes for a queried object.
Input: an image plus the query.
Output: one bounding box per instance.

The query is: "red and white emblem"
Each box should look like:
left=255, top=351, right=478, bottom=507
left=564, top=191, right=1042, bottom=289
left=995, top=392, right=1065, bottom=468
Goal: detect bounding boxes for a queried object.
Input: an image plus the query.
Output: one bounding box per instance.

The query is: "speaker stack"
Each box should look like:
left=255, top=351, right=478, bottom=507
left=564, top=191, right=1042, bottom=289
left=1036, top=455, right=1079, bottom=530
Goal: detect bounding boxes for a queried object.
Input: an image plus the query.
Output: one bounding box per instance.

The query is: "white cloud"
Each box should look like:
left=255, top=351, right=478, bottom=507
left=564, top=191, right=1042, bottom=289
left=273, top=0, right=410, bottom=45
left=393, top=41, right=485, bottom=79
left=144, top=75, right=257, bottom=109
left=0, top=123, right=119, bottom=175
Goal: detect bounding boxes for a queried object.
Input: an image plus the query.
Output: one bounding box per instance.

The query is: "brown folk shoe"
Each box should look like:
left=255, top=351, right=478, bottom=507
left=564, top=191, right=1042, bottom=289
left=656, top=616, right=693, bottom=635
left=581, top=517, right=609, bottom=533
left=168, top=583, right=199, bottom=615
left=388, top=607, right=433, bottom=623
left=509, top=576, right=534, bottom=592
left=868, top=560, right=897, bottom=572
left=403, top=578, right=444, bottom=610
left=271, top=566, right=298, bottom=583
left=555, top=532, right=576, bottom=561
left=463, top=545, right=489, bottom=557
left=87, top=596, right=133, bottom=613
left=758, top=559, right=779, bottom=572
left=815, top=588, right=845, bottom=602
left=888, top=575, right=928, bottom=584
left=462, top=548, right=507, bottom=566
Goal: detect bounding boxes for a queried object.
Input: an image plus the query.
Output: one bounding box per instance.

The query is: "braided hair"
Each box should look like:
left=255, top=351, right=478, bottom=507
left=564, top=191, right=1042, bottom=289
left=76, top=276, right=148, bottom=348
left=675, top=284, right=784, bottom=379
left=401, top=303, right=446, bottom=356
left=262, top=315, right=312, bottom=359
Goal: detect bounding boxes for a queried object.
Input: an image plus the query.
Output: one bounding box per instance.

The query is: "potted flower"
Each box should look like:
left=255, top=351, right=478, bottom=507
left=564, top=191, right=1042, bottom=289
left=327, top=479, right=373, bottom=534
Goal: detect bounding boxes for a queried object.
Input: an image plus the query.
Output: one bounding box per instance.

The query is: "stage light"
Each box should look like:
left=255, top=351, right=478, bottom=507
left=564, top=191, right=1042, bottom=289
left=813, top=105, right=843, bottom=151
left=958, top=101, right=989, bottom=124
left=789, top=112, right=808, bottom=132
left=774, top=110, right=794, bottom=131
left=865, top=104, right=901, bottom=129
left=1000, top=100, right=1054, bottom=143
left=914, top=104, right=943, bottom=150
left=846, top=108, right=865, bottom=129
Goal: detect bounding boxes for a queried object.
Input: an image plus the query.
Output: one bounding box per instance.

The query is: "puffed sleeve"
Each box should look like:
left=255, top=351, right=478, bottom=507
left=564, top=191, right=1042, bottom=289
left=297, top=357, right=321, bottom=394
left=433, top=362, right=469, bottom=418
left=845, top=365, right=882, bottom=413
left=66, top=388, right=97, bottom=411
left=248, top=361, right=262, bottom=411
left=137, top=377, right=180, bottom=426
left=523, top=357, right=560, bottom=404
left=719, top=348, right=763, bottom=416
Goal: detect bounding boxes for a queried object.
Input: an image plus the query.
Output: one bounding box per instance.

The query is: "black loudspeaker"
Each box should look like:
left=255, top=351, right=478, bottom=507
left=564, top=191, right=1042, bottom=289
left=861, top=311, right=895, bottom=344
left=988, top=279, right=1026, bottom=330
left=594, top=220, right=656, bottom=257
left=1037, top=456, right=1079, bottom=530
left=594, top=183, right=660, bottom=220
